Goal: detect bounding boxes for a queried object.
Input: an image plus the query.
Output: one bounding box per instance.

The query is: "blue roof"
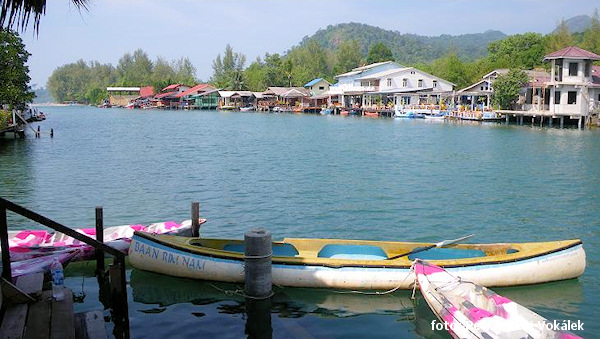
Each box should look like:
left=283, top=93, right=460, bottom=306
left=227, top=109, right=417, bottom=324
left=304, top=78, right=323, bottom=87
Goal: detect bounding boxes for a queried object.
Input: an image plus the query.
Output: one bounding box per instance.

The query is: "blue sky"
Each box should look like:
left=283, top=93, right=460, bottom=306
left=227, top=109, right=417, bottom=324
left=20, top=0, right=598, bottom=87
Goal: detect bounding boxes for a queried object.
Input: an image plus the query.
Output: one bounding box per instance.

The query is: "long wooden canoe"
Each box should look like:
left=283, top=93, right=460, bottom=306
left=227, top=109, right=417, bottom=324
left=129, top=233, right=585, bottom=290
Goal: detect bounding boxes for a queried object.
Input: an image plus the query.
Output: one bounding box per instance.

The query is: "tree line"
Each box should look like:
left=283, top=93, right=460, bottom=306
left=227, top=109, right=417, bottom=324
left=43, top=12, right=600, bottom=105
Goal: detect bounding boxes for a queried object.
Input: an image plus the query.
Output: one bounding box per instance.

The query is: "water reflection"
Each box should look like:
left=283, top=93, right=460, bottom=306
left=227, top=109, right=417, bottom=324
left=129, top=269, right=584, bottom=338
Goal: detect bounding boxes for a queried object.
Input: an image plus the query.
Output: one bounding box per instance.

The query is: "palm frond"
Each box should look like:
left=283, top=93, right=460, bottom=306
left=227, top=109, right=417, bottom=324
left=0, top=0, right=88, bottom=33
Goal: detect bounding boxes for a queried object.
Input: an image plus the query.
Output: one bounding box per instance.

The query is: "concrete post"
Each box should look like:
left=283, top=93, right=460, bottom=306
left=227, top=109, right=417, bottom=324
left=244, top=228, right=272, bottom=299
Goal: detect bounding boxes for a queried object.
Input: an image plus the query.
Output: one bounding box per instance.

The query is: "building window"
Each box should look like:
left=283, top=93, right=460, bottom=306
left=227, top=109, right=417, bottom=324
left=567, top=91, right=577, bottom=104
left=584, top=61, right=591, bottom=77
left=568, top=62, right=578, bottom=76
left=319, top=86, right=325, bottom=90
left=433, top=80, right=437, bottom=88
left=403, top=78, right=408, bottom=87
left=555, top=91, right=561, bottom=104
left=418, top=79, right=423, bottom=87
left=387, top=78, right=392, bottom=87
left=410, top=71, right=416, bottom=75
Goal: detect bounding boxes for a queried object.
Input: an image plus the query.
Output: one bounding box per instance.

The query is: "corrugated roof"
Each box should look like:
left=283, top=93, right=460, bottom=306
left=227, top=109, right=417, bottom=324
left=161, top=84, right=183, bottom=91
left=155, top=91, right=176, bottom=99
left=218, top=91, right=237, bottom=98
left=174, top=84, right=214, bottom=98
left=355, top=67, right=411, bottom=80
left=263, top=87, right=309, bottom=96
left=304, top=78, right=323, bottom=87
left=592, top=65, right=600, bottom=85
left=544, top=46, right=600, bottom=61
left=334, top=61, right=401, bottom=78
left=140, top=86, right=155, bottom=97
left=107, top=87, right=140, bottom=91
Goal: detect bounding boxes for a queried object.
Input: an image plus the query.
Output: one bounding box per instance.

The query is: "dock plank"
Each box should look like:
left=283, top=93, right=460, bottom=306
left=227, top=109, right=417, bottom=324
left=15, top=272, right=44, bottom=298
left=0, top=303, right=28, bottom=339
left=0, top=277, right=35, bottom=304
left=50, top=287, right=75, bottom=339
left=24, top=290, right=52, bottom=339
left=75, top=310, right=107, bottom=339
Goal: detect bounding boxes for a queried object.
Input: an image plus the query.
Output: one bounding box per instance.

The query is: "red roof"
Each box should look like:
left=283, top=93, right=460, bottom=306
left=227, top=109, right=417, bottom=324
left=592, top=65, right=600, bottom=85
left=544, top=46, right=600, bottom=61
left=161, top=84, right=182, bottom=92
left=140, top=86, right=155, bottom=98
left=154, top=91, right=176, bottom=99
left=174, top=84, right=215, bottom=98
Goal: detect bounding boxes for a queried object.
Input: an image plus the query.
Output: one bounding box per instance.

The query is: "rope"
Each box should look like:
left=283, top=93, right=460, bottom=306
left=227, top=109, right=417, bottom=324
left=208, top=282, right=274, bottom=300
left=243, top=253, right=272, bottom=260
left=323, top=262, right=417, bottom=296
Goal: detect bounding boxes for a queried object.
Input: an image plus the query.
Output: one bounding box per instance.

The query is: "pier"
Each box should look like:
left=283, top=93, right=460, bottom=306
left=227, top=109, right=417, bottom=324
left=497, top=110, right=591, bottom=129
left=0, top=198, right=129, bottom=339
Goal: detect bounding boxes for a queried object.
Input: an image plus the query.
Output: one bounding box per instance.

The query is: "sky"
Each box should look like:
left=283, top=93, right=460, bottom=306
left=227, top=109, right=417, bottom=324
left=19, top=0, right=599, bottom=87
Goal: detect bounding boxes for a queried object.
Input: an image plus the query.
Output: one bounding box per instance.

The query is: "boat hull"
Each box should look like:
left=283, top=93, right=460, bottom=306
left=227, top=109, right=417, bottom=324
left=415, top=260, right=582, bottom=338
left=129, top=234, right=585, bottom=290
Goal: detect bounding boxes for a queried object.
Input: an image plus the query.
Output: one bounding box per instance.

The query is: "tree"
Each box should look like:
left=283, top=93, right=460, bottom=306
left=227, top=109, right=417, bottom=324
left=487, top=33, right=546, bottom=69
left=334, top=40, right=363, bottom=75
left=116, top=49, right=153, bottom=86
left=492, top=69, right=529, bottom=109
left=0, top=28, right=34, bottom=109
left=546, top=20, right=575, bottom=53
left=582, top=9, right=600, bottom=54
left=366, top=42, right=393, bottom=64
left=211, top=44, right=246, bottom=90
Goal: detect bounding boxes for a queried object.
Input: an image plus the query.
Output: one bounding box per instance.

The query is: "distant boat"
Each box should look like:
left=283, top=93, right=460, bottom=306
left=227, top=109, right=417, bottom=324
left=219, top=105, right=236, bottom=111
left=482, top=112, right=504, bottom=122
left=363, top=111, right=379, bottom=118
left=320, top=108, right=332, bottom=115
left=415, top=260, right=583, bottom=339
left=394, top=106, right=417, bottom=118
left=239, top=106, right=254, bottom=112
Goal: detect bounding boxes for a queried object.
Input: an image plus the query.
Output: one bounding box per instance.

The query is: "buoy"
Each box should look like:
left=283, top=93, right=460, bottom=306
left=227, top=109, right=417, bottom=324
left=244, top=228, right=272, bottom=299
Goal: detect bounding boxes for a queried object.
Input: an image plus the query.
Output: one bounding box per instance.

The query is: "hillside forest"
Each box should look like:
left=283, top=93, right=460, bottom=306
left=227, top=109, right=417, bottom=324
left=46, top=14, right=600, bottom=105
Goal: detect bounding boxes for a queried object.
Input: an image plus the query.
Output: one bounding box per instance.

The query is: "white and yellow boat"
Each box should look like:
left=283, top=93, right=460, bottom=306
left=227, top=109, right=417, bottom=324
left=128, top=233, right=585, bottom=290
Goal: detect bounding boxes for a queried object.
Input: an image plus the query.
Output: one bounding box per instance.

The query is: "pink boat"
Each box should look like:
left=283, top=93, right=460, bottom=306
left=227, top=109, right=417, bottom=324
left=415, top=260, right=582, bottom=339
left=6, top=218, right=206, bottom=262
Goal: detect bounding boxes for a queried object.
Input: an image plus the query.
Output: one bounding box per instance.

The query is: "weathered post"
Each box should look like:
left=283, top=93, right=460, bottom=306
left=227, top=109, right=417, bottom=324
left=244, top=228, right=272, bottom=299
left=50, top=128, right=54, bottom=138
left=191, top=202, right=200, bottom=237
left=95, top=206, right=105, bottom=275
left=0, top=203, right=11, bottom=280
left=36, top=125, right=40, bottom=138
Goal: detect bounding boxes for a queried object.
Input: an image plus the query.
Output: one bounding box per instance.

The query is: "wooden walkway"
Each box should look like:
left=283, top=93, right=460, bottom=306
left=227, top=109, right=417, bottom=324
left=0, top=272, right=107, bottom=339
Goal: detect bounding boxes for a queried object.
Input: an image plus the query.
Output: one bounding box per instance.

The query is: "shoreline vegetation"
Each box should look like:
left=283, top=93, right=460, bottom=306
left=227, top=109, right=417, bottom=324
left=44, top=15, right=600, bottom=107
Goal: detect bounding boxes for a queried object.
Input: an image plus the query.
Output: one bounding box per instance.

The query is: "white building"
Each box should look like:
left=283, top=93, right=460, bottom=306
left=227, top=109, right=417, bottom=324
left=329, top=61, right=454, bottom=108
left=545, top=46, right=600, bottom=118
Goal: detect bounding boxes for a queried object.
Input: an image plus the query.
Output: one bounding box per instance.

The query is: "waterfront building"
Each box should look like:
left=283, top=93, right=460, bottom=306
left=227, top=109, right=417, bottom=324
left=304, top=78, right=331, bottom=96
left=106, top=86, right=154, bottom=106
left=154, top=84, right=191, bottom=109
left=191, top=89, right=220, bottom=109
left=262, top=87, right=310, bottom=109
left=329, top=61, right=454, bottom=109
left=174, top=84, right=217, bottom=109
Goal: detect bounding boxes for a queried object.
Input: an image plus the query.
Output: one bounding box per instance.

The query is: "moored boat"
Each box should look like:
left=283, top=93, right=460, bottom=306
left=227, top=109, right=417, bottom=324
left=6, top=218, right=206, bottom=262
left=414, top=260, right=582, bottom=338
left=128, top=234, right=585, bottom=290
left=10, top=249, right=81, bottom=277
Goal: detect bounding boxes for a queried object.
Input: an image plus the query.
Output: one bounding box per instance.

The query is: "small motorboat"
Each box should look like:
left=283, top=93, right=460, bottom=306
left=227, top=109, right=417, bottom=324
left=239, top=106, right=254, bottom=112
left=129, top=233, right=585, bottom=290
left=415, top=260, right=582, bottom=338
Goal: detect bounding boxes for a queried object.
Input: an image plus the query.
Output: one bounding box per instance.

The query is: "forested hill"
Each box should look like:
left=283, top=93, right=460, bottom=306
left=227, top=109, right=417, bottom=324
left=299, top=23, right=507, bottom=63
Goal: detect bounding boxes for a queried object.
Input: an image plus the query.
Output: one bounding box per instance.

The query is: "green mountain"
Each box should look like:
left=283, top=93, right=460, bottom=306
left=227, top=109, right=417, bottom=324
left=555, top=15, right=592, bottom=34
left=298, top=22, right=507, bottom=63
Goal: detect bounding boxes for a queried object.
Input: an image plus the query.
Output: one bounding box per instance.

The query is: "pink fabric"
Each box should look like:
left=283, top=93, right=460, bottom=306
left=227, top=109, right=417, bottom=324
left=130, top=224, right=145, bottom=231
left=443, top=306, right=457, bottom=324
left=467, top=307, right=494, bottom=323
left=490, top=295, right=512, bottom=306
left=560, top=333, right=583, bottom=339
left=415, top=262, right=445, bottom=276
left=79, top=228, right=96, bottom=236
left=163, top=221, right=179, bottom=230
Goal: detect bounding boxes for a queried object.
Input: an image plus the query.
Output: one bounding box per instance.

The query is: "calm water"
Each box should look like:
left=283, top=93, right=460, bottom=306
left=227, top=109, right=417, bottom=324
left=1, top=106, right=598, bottom=338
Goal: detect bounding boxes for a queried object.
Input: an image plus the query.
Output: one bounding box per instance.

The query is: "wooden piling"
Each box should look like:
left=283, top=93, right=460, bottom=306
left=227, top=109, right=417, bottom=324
left=0, top=204, right=10, bottom=280
left=244, top=228, right=272, bottom=299
left=191, top=202, right=200, bottom=237
left=95, top=206, right=104, bottom=275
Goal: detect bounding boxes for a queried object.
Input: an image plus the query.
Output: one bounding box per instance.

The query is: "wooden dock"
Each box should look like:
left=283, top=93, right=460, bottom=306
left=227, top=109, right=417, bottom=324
left=0, top=272, right=107, bottom=339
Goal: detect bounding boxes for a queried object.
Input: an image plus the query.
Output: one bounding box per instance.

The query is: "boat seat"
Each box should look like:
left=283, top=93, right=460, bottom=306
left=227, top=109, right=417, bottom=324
left=317, top=244, right=388, bottom=260
left=408, top=248, right=486, bottom=260
left=222, top=243, right=299, bottom=257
